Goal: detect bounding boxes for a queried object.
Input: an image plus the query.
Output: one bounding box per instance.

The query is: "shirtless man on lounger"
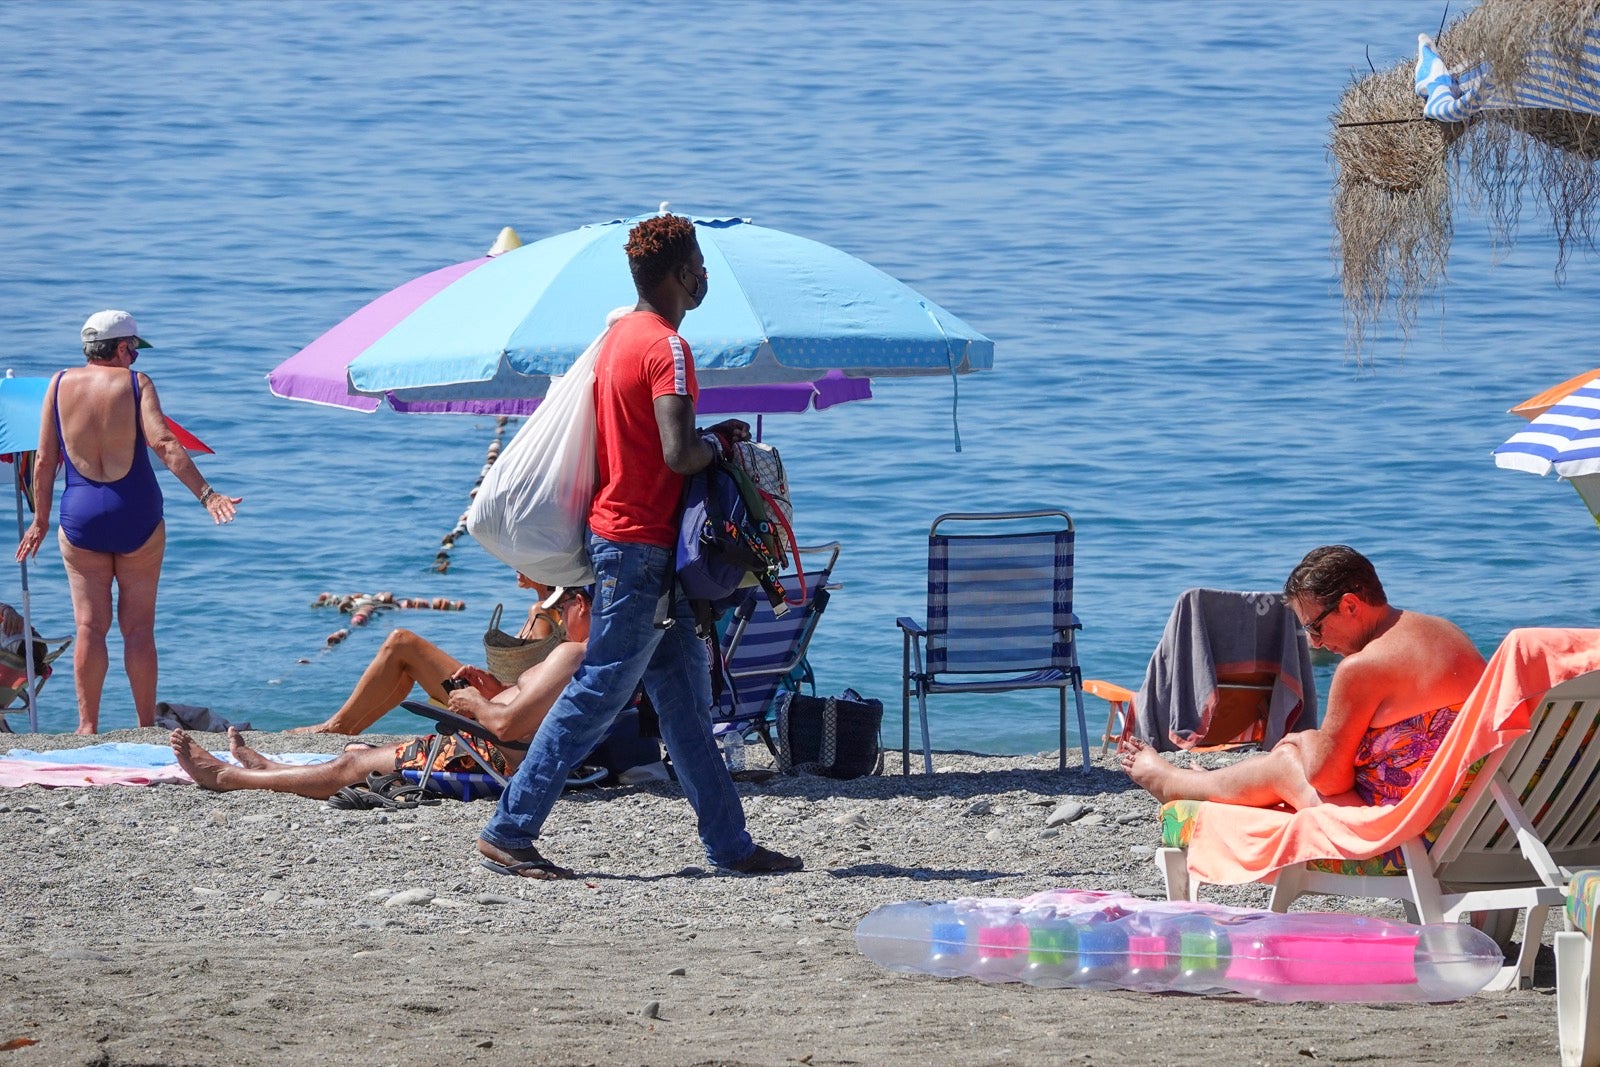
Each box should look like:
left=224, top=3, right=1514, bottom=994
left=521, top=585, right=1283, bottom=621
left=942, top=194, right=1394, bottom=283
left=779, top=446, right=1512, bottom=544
left=169, top=587, right=590, bottom=799
left=1120, top=545, right=1486, bottom=810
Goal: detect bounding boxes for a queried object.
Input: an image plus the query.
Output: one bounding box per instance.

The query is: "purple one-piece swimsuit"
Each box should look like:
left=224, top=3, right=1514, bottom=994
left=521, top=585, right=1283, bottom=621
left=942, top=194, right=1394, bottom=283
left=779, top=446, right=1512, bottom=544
left=54, top=368, right=164, bottom=554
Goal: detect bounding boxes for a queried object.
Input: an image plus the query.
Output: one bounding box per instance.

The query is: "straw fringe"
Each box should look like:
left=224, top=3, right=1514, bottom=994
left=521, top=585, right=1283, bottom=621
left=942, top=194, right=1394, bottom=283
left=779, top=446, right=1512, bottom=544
left=1332, top=0, right=1600, bottom=364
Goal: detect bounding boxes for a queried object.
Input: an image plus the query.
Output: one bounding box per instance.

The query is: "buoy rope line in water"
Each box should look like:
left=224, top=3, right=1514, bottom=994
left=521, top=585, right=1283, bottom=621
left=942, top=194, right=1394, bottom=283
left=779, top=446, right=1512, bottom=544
left=310, top=591, right=466, bottom=647
left=434, top=415, right=514, bottom=574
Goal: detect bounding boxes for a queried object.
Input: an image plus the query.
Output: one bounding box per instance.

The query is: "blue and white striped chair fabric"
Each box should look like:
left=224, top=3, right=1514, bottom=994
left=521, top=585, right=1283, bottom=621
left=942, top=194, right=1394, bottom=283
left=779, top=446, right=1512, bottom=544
left=897, top=510, right=1089, bottom=775
left=398, top=700, right=609, bottom=797
left=401, top=768, right=502, bottom=801
left=712, top=542, right=840, bottom=754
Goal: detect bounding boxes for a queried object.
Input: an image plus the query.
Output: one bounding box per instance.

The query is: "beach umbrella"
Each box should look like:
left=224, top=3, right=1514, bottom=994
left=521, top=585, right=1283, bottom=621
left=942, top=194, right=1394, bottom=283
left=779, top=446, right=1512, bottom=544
left=0, top=373, right=213, bottom=731
left=269, top=226, right=876, bottom=422
left=1493, top=372, right=1600, bottom=529
left=271, top=212, right=988, bottom=419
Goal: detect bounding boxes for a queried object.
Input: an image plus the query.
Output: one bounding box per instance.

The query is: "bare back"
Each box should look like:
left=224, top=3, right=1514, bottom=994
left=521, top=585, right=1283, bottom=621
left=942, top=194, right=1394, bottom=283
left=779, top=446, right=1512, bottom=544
left=54, top=365, right=143, bottom=482
left=1342, top=610, right=1486, bottom=730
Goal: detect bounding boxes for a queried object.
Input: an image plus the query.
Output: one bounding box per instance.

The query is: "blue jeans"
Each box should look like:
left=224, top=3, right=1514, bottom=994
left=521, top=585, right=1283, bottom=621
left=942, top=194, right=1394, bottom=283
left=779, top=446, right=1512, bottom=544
left=480, top=532, right=755, bottom=867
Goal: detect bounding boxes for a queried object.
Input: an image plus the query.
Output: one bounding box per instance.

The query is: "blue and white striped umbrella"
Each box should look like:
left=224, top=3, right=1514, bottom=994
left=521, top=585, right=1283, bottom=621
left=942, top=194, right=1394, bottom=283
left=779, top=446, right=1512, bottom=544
left=1415, top=26, right=1600, bottom=123
left=1495, top=374, right=1600, bottom=529
left=1495, top=374, right=1600, bottom=479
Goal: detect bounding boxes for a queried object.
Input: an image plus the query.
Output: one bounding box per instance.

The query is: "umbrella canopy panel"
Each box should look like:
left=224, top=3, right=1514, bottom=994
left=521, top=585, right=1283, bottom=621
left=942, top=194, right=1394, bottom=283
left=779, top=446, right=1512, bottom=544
left=1495, top=375, right=1600, bottom=478
left=1509, top=364, right=1600, bottom=420
left=0, top=375, right=213, bottom=456
left=343, top=213, right=992, bottom=400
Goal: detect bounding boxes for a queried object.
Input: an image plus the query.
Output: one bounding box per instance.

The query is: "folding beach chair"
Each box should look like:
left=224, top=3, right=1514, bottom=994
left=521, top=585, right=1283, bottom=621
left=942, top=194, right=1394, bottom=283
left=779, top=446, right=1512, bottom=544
left=398, top=702, right=609, bottom=800
left=711, top=542, right=840, bottom=756
left=1159, top=662, right=1600, bottom=994
left=896, top=509, right=1090, bottom=775
left=0, top=632, right=72, bottom=734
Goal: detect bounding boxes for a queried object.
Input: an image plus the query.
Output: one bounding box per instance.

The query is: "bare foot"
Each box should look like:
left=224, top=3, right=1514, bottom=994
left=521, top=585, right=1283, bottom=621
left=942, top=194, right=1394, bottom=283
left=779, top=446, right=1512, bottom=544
left=284, top=723, right=330, bottom=735
left=75, top=723, right=97, bottom=736
left=477, top=838, right=574, bottom=880
left=170, top=729, right=238, bottom=791
left=1118, top=736, right=1178, bottom=803
left=227, top=726, right=275, bottom=769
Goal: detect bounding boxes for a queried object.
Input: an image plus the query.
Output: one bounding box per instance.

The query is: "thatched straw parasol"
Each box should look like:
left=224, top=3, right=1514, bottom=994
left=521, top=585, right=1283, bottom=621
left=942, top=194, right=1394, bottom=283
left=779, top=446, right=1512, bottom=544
left=1332, top=0, right=1600, bottom=362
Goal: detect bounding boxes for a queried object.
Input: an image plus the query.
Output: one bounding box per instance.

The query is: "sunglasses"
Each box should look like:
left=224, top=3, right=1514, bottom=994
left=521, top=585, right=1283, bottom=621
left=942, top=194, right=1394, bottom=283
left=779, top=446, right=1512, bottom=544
left=1303, top=597, right=1342, bottom=640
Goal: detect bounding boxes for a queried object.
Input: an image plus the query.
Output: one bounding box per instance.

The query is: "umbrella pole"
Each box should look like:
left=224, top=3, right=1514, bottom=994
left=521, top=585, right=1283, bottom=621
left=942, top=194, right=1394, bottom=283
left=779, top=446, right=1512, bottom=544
left=12, top=467, right=38, bottom=733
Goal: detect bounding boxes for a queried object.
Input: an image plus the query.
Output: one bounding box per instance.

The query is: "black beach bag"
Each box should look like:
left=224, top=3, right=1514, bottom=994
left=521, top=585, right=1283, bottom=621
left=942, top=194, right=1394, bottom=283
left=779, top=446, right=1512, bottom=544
left=776, top=688, right=883, bottom=779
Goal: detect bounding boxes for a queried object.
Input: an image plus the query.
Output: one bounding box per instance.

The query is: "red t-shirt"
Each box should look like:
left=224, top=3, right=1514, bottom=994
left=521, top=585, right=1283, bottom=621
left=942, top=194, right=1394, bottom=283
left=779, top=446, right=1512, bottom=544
left=589, top=311, right=698, bottom=547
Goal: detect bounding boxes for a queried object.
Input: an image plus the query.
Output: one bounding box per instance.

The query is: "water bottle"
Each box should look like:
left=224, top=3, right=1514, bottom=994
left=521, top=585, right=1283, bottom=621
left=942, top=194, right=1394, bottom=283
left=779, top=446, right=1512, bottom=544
left=720, top=728, right=746, bottom=772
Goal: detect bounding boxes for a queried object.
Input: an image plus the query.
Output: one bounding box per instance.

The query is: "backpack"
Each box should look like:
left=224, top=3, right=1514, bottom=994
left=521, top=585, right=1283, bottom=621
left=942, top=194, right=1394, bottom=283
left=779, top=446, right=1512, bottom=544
left=727, top=441, right=792, bottom=525
left=675, top=455, right=799, bottom=632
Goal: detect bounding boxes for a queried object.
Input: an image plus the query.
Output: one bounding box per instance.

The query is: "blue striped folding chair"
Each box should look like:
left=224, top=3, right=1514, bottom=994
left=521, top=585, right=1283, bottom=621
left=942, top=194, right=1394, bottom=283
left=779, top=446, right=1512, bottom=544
left=398, top=701, right=607, bottom=799
left=712, top=542, right=841, bottom=756
left=896, top=510, right=1089, bottom=774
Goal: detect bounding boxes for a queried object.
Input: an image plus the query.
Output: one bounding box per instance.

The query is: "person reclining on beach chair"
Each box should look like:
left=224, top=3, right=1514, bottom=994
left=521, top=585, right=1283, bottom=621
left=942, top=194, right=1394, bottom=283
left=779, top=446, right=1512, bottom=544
left=169, top=587, right=591, bottom=801
left=289, top=573, right=571, bottom=735
left=1119, top=545, right=1486, bottom=811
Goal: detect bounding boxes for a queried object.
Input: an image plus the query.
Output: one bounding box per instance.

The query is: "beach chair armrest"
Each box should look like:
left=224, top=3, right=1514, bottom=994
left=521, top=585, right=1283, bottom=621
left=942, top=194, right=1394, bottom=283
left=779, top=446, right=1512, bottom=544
left=896, top=616, right=927, bottom=637
left=399, top=700, right=529, bottom=752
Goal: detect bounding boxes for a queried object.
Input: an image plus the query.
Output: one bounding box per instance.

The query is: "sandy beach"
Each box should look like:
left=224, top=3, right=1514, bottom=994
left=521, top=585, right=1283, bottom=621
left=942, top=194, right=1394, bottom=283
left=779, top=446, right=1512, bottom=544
left=0, top=728, right=1561, bottom=1066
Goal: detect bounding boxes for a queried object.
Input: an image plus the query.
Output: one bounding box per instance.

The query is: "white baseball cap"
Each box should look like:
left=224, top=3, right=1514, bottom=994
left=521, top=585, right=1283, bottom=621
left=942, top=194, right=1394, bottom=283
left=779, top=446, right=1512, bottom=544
left=81, top=310, right=152, bottom=349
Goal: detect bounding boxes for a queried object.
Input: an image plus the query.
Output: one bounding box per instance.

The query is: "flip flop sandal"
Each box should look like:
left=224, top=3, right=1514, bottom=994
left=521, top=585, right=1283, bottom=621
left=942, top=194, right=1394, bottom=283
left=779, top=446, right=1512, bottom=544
left=364, top=771, right=441, bottom=809
left=326, top=784, right=389, bottom=810
left=564, top=764, right=608, bottom=790
left=478, top=843, right=575, bottom=880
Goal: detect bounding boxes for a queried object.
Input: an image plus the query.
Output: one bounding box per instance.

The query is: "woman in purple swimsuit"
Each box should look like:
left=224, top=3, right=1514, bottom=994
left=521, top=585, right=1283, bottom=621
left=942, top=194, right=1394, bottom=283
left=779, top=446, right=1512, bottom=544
left=15, top=311, right=239, bottom=734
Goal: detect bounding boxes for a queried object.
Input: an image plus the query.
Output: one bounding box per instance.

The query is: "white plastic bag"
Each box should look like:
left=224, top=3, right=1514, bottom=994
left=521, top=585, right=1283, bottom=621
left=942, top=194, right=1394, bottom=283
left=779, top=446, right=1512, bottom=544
left=466, top=309, right=629, bottom=586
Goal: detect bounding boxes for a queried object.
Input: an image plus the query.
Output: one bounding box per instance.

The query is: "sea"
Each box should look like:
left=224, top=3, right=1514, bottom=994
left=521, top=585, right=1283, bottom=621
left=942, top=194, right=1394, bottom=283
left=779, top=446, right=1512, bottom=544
left=2, top=0, right=1595, bottom=751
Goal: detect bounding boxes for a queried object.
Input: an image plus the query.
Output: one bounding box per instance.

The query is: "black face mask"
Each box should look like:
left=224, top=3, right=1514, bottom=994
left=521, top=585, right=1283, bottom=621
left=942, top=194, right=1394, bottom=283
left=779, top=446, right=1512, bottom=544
left=685, top=267, right=708, bottom=306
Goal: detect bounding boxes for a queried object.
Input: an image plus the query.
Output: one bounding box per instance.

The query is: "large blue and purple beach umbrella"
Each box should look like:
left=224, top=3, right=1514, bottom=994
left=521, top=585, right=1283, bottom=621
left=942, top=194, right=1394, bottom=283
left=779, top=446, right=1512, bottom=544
left=268, top=211, right=992, bottom=418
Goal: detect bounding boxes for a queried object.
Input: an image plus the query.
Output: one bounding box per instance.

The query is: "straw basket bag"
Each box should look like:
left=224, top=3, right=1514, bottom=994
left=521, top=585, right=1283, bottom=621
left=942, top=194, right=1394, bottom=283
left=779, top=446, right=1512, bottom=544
left=482, top=603, right=562, bottom=685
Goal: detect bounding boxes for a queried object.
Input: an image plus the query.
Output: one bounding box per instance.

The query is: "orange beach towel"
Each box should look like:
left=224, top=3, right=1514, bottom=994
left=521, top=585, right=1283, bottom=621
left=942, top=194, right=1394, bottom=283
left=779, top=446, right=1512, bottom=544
left=1183, top=627, right=1600, bottom=886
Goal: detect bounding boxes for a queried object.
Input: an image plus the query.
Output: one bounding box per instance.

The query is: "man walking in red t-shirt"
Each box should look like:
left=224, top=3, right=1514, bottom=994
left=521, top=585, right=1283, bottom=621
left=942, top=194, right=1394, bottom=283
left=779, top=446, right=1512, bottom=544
left=478, top=214, right=802, bottom=878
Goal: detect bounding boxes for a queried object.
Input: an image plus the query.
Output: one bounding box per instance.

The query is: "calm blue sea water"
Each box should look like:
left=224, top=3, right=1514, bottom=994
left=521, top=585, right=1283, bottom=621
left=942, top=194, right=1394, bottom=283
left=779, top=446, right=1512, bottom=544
left=1, top=1, right=1595, bottom=749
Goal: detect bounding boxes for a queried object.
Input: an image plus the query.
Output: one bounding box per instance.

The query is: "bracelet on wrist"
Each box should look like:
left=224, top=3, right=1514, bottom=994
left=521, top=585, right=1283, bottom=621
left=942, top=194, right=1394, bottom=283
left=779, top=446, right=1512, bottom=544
left=199, top=486, right=215, bottom=504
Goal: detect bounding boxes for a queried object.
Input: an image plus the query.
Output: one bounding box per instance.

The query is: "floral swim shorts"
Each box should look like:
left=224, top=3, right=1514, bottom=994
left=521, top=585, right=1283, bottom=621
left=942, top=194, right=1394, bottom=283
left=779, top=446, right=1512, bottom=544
left=394, top=734, right=512, bottom=777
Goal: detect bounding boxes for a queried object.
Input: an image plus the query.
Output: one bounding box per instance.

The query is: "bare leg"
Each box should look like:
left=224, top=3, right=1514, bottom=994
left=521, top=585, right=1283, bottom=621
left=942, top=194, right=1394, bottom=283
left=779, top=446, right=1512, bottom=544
left=287, top=629, right=462, bottom=734
left=1118, top=736, right=1322, bottom=810
left=59, top=533, right=113, bottom=734
left=227, top=726, right=276, bottom=769
left=112, top=523, right=165, bottom=727
left=171, top=728, right=395, bottom=799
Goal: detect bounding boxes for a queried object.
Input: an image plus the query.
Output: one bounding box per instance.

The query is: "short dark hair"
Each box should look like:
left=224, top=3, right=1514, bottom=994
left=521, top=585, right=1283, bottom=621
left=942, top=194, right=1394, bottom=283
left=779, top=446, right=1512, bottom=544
left=83, top=338, right=122, bottom=362
left=625, top=215, right=697, bottom=293
left=1283, top=544, right=1387, bottom=607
